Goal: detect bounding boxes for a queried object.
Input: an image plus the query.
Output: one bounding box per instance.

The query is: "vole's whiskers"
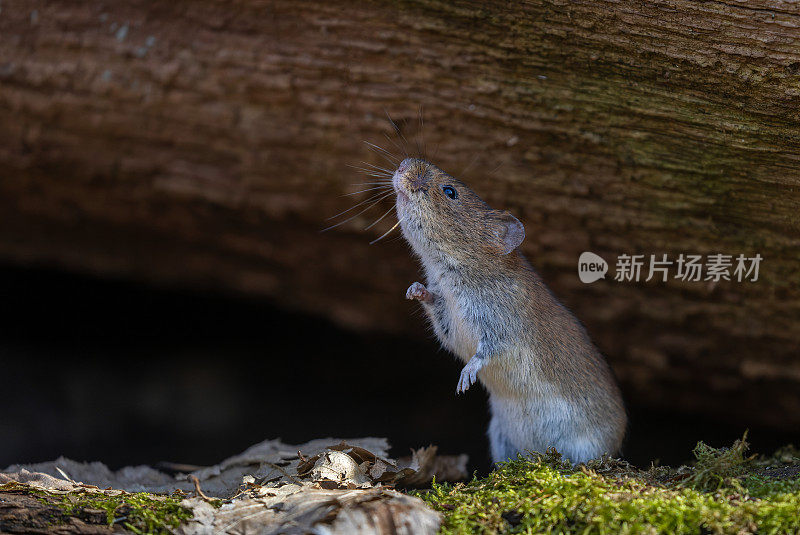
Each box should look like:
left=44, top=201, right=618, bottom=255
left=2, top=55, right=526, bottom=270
left=378, top=234, right=405, bottom=247
left=370, top=217, right=403, bottom=245
left=323, top=191, right=394, bottom=232
left=364, top=204, right=396, bottom=230
left=346, top=163, right=392, bottom=176
left=344, top=186, right=393, bottom=197
left=328, top=114, right=415, bottom=239
left=383, top=132, right=408, bottom=159
left=350, top=181, right=392, bottom=186
left=347, top=168, right=392, bottom=179
left=385, top=111, right=412, bottom=157
left=359, top=161, right=394, bottom=174
left=364, top=141, right=399, bottom=165
left=348, top=183, right=392, bottom=190
left=417, top=104, right=426, bottom=159
left=325, top=190, right=392, bottom=224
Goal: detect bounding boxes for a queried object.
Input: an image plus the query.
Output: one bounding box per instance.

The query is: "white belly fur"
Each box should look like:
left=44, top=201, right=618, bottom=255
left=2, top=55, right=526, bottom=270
left=439, top=291, right=479, bottom=363
left=489, top=393, right=604, bottom=464
left=427, top=274, right=611, bottom=463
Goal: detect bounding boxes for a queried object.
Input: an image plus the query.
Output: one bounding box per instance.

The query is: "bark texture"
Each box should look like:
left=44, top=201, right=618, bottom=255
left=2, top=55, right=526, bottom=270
left=1, top=1, right=799, bottom=426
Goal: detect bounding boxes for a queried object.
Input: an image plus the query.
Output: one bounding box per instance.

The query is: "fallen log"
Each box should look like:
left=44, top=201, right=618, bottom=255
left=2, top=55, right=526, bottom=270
left=0, top=0, right=799, bottom=427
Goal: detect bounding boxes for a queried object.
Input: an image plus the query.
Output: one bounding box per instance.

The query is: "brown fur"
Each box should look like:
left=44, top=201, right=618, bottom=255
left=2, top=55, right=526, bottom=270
left=394, top=158, right=626, bottom=463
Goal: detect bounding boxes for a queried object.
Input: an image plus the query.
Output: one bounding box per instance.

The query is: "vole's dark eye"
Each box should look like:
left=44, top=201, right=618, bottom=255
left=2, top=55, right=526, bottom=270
left=442, top=185, right=457, bottom=200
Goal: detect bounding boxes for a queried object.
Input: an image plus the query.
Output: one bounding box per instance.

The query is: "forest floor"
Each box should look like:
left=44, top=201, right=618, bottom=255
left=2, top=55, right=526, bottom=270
left=416, top=433, right=800, bottom=534
left=2, top=433, right=800, bottom=534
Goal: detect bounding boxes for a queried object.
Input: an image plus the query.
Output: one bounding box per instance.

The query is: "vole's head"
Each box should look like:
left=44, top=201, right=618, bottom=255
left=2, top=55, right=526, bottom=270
left=393, top=157, right=524, bottom=263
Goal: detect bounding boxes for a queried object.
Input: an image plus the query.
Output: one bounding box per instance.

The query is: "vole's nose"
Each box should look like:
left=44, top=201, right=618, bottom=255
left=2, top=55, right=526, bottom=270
left=396, top=158, right=429, bottom=192
left=397, top=158, right=413, bottom=175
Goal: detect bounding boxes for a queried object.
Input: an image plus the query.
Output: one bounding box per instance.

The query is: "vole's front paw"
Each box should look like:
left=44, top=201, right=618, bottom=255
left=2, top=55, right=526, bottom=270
left=456, top=357, right=485, bottom=394
left=406, top=282, right=433, bottom=303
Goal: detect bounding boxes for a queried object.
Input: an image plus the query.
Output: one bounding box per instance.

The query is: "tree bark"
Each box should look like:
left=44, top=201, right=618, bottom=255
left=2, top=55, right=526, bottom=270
left=1, top=0, right=799, bottom=427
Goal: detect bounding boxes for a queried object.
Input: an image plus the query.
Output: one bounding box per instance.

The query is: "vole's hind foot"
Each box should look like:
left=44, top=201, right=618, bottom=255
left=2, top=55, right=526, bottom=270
left=456, top=356, right=485, bottom=394
left=406, top=281, right=434, bottom=303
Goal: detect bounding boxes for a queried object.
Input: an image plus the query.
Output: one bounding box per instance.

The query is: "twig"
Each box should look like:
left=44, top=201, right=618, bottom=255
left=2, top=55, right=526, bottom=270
left=188, top=475, right=215, bottom=502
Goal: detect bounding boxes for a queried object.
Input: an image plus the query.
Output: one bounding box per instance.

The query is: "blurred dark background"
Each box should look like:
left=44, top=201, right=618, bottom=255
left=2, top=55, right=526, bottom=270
left=2, top=263, right=798, bottom=474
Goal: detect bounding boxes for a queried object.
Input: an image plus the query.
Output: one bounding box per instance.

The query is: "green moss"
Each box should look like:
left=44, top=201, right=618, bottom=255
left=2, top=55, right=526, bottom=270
left=49, top=490, right=192, bottom=534
left=679, top=431, right=751, bottom=492
left=416, top=435, right=800, bottom=534
left=0, top=480, right=194, bottom=533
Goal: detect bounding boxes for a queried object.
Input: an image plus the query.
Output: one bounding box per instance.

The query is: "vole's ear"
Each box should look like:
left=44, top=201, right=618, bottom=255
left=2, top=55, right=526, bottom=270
left=493, top=211, right=525, bottom=255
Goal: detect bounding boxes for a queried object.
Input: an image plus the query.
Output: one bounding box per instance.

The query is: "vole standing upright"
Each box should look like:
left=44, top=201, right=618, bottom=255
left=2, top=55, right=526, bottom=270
left=393, top=158, right=626, bottom=463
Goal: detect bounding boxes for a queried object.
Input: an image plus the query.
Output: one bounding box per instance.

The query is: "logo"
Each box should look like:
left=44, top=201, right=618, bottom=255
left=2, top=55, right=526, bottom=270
left=578, top=252, right=608, bottom=283
left=577, top=252, right=762, bottom=283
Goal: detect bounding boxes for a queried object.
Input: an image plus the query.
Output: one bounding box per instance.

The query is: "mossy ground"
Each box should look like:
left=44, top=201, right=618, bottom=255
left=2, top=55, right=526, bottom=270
left=415, top=433, right=800, bottom=534
left=0, top=481, right=193, bottom=534
left=49, top=491, right=194, bottom=534
left=4, top=434, right=799, bottom=534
